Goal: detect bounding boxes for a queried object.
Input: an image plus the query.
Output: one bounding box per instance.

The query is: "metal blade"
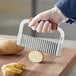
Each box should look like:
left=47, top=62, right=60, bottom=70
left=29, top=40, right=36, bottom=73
left=20, top=34, right=58, bottom=55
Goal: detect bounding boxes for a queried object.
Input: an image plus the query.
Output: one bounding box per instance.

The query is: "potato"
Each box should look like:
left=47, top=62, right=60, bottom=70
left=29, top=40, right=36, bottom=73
left=28, top=51, right=44, bottom=62
left=0, top=38, right=24, bottom=54
left=1, top=63, right=26, bottom=76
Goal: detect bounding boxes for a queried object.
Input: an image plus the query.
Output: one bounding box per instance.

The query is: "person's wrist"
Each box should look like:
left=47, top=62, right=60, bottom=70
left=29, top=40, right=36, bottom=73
left=54, top=7, right=68, bottom=23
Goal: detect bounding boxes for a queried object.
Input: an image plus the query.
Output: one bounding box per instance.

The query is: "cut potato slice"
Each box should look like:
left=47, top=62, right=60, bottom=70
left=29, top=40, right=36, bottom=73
left=29, top=51, right=44, bottom=62
left=1, top=63, right=26, bottom=76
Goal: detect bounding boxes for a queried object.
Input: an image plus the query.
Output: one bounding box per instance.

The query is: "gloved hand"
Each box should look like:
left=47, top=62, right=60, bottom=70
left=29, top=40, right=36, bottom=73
left=29, top=7, right=68, bottom=33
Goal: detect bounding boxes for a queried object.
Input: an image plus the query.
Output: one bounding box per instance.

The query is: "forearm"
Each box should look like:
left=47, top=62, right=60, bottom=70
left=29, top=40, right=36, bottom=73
left=55, top=0, right=76, bottom=24
left=53, top=7, right=68, bottom=23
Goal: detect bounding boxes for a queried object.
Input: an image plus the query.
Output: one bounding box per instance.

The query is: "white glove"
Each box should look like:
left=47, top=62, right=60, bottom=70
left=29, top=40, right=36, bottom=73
left=29, top=7, right=68, bottom=33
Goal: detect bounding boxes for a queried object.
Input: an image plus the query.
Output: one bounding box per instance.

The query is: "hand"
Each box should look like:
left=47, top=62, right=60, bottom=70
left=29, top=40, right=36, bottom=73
left=29, top=7, right=67, bottom=33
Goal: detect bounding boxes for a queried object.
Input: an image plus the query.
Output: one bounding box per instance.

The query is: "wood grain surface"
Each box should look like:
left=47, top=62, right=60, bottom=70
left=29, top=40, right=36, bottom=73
left=0, top=47, right=76, bottom=76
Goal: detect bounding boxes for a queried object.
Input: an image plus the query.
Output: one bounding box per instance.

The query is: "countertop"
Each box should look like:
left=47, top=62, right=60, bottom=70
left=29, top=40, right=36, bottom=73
left=0, top=35, right=76, bottom=48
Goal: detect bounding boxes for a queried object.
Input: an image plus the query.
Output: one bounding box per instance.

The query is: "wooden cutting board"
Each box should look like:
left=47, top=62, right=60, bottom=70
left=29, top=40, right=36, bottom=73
left=0, top=47, right=76, bottom=76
